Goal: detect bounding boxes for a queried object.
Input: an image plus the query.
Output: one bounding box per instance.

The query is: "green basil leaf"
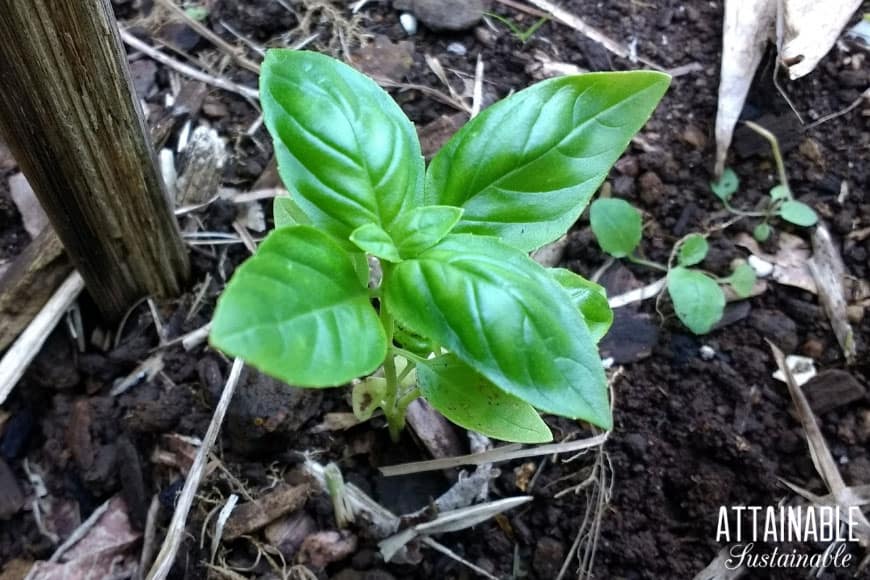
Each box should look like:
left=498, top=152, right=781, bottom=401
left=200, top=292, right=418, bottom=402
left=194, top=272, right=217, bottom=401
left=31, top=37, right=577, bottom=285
left=388, top=205, right=463, bottom=258
left=417, top=354, right=553, bottom=443
left=589, top=198, right=642, bottom=258
left=728, top=263, right=756, bottom=298
left=385, top=234, right=611, bottom=428
left=426, top=72, right=669, bottom=252
left=666, top=267, right=725, bottom=334
left=779, top=200, right=818, bottom=227
left=261, top=50, right=424, bottom=239
left=769, top=184, right=790, bottom=201
left=549, top=268, right=612, bottom=342
left=753, top=222, right=771, bottom=242
left=710, top=168, right=739, bottom=202
left=210, top=225, right=387, bottom=386
left=350, top=223, right=401, bottom=263
left=273, top=196, right=311, bottom=228
left=677, top=233, right=708, bottom=266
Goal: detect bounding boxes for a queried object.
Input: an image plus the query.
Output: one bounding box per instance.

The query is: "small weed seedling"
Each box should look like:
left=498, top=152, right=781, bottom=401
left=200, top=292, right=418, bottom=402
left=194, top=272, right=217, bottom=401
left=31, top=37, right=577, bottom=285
left=710, top=121, right=818, bottom=242
left=210, top=50, right=668, bottom=443
left=589, top=198, right=756, bottom=334
left=485, top=12, right=550, bottom=44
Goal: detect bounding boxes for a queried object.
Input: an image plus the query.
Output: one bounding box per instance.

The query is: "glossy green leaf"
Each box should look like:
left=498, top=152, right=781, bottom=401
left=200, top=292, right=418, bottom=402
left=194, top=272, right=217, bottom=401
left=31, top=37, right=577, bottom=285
left=779, top=200, right=818, bottom=227
left=388, top=206, right=463, bottom=258
left=589, top=198, right=642, bottom=258
left=677, top=233, right=708, bottom=266
left=426, top=72, right=670, bottom=252
left=350, top=223, right=401, bottom=263
left=210, top=225, right=387, bottom=386
left=549, top=268, right=612, bottom=342
left=417, top=354, right=553, bottom=443
left=728, top=263, right=756, bottom=298
left=769, top=184, right=790, bottom=201
left=753, top=222, right=771, bottom=242
left=666, top=267, right=724, bottom=335
left=261, top=50, right=424, bottom=239
left=384, top=234, right=611, bottom=428
left=710, top=168, right=739, bottom=202
left=273, top=196, right=311, bottom=228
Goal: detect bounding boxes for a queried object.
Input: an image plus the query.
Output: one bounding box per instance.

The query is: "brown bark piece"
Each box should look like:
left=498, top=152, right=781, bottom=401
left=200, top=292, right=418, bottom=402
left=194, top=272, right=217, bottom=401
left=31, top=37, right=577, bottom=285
left=222, top=483, right=311, bottom=541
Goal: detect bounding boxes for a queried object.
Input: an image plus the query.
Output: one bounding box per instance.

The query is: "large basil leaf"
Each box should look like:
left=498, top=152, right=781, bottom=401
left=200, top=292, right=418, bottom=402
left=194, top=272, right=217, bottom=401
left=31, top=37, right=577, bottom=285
left=261, top=50, right=424, bottom=239
left=417, top=354, right=553, bottom=443
left=549, top=268, right=612, bottom=342
left=210, top=225, right=387, bottom=386
left=385, top=234, right=611, bottom=428
left=425, top=72, right=670, bottom=252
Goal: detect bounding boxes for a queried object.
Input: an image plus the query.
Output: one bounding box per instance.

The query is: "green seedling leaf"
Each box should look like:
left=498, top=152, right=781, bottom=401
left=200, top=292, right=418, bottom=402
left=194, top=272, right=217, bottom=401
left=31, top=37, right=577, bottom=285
left=273, top=196, right=311, bottom=228
left=350, top=223, right=401, bottom=263
left=261, top=50, right=424, bottom=240
left=388, top=205, right=463, bottom=258
left=666, top=267, right=725, bottom=334
left=753, top=222, right=771, bottom=242
left=727, top=263, right=756, bottom=298
left=710, top=168, right=739, bottom=202
left=426, top=72, right=670, bottom=252
left=352, top=377, right=387, bottom=421
left=677, top=233, right=708, bottom=266
left=417, top=354, right=553, bottom=443
left=549, top=268, right=612, bottom=342
left=210, top=225, right=387, bottom=386
left=769, top=184, right=790, bottom=201
left=185, top=6, right=209, bottom=21
left=385, top=234, right=611, bottom=428
left=589, top=198, right=642, bottom=258
left=779, top=200, right=818, bottom=227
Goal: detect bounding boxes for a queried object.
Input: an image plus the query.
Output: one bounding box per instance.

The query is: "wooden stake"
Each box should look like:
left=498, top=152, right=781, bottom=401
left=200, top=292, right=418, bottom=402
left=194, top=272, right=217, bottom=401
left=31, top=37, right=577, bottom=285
left=0, top=0, right=189, bottom=320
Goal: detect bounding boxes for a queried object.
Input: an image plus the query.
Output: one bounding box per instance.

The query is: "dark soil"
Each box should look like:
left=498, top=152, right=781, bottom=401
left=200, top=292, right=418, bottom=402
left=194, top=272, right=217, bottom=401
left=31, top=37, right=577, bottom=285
left=1, top=1, right=868, bottom=579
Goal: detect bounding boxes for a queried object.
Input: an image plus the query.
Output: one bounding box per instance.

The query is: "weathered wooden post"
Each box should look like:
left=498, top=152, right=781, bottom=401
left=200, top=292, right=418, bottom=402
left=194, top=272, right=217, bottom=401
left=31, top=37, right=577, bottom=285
left=0, top=0, right=189, bottom=320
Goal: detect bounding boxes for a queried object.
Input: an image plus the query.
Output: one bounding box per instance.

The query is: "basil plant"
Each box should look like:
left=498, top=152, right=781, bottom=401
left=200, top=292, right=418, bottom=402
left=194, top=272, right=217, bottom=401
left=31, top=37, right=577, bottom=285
left=210, top=50, right=668, bottom=443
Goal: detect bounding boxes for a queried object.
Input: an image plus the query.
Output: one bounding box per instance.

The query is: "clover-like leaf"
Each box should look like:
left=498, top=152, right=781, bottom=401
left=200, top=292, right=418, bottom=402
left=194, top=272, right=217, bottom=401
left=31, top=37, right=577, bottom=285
left=753, top=222, right=771, bottom=242
left=769, top=184, right=790, bottom=201
left=666, top=267, right=725, bottom=335
left=261, top=50, right=424, bottom=240
left=388, top=205, right=463, bottom=258
left=710, top=168, right=739, bottom=202
left=549, top=268, right=612, bottom=342
left=677, top=233, right=708, bottom=267
left=385, top=234, right=611, bottom=428
left=779, top=200, right=818, bottom=227
left=589, top=198, right=642, bottom=258
left=727, top=263, right=756, bottom=298
left=417, top=354, right=553, bottom=443
left=350, top=223, right=401, bottom=263
left=273, top=196, right=311, bottom=228
left=426, top=72, right=670, bottom=252
left=210, top=225, right=387, bottom=386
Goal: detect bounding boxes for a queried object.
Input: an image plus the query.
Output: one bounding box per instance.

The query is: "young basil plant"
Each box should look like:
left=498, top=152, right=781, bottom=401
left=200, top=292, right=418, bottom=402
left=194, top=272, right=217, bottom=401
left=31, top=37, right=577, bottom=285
left=210, top=50, right=669, bottom=443
left=589, top=198, right=756, bottom=335
left=709, top=168, right=818, bottom=242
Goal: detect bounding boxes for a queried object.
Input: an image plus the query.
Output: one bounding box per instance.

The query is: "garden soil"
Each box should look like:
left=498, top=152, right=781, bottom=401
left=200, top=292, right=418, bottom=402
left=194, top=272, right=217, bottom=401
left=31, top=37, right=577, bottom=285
left=0, top=1, right=868, bottom=579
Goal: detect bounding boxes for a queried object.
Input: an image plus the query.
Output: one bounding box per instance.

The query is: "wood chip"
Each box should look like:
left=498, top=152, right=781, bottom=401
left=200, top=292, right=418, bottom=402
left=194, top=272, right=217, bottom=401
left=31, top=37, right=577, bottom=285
left=222, top=483, right=310, bottom=541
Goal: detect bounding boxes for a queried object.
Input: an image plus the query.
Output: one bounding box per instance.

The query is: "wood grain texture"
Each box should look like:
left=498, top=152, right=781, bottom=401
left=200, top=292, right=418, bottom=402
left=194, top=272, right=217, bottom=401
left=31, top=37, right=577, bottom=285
left=0, top=0, right=188, bottom=320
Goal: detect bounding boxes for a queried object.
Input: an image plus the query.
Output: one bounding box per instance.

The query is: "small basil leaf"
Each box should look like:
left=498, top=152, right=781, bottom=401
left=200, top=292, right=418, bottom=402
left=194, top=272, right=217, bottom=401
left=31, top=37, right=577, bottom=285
left=549, top=268, right=612, bottom=342
left=417, top=354, right=553, bottom=444
left=710, top=168, right=739, bottom=202
left=728, top=263, right=757, bottom=298
left=666, top=267, right=725, bottom=334
left=426, top=72, right=670, bottom=252
left=779, top=200, right=818, bottom=227
left=589, top=198, right=642, bottom=258
left=350, top=223, right=401, bottom=263
left=210, top=225, right=387, bottom=386
left=385, top=234, right=611, bottom=428
left=677, top=233, right=708, bottom=267
left=388, top=206, right=463, bottom=258
left=273, top=196, right=311, bottom=228
left=769, top=184, right=790, bottom=201
left=261, top=50, right=424, bottom=239
left=753, top=222, right=771, bottom=242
